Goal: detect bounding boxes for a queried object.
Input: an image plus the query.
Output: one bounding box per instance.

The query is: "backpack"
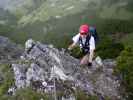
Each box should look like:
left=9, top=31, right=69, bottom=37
left=89, top=26, right=99, bottom=44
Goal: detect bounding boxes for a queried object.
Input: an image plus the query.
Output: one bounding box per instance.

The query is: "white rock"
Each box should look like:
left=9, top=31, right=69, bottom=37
left=25, top=39, right=35, bottom=50
left=51, top=65, right=68, bottom=81
left=95, top=56, right=103, bottom=66
left=42, top=81, right=47, bottom=87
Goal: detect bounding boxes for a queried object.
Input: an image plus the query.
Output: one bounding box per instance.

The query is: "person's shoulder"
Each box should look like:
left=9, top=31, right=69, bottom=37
left=73, top=33, right=80, bottom=39
left=72, top=33, right=80, bottom=43
left=89, top=36, right=95, bottom=43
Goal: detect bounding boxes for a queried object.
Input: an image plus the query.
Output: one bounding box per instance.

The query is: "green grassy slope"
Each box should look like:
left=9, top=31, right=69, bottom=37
left=0, top=0, right=133, bottom=48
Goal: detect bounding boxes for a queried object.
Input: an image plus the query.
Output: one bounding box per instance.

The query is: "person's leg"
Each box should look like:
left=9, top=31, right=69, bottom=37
left=80, top=54, right=89, bottom=65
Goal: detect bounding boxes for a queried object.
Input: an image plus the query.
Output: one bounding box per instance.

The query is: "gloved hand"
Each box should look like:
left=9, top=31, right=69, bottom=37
left=88, top=62, right=92, bottom=66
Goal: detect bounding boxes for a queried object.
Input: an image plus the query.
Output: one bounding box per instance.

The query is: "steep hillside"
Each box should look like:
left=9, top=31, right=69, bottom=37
left=0, top=0, right=133, bottom=46
left=1, top=0, right=133, bottom=25
left=0, top=8, right=17, bottom=25
left=0, top=0, right=133, bottom=49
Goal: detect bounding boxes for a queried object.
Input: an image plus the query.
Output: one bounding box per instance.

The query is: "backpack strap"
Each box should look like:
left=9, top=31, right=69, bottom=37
left=79, top=36, right=83, bottom=48
left=85, top=35, right=91, bottom=47
left=79, top=34, right=91, bottom=54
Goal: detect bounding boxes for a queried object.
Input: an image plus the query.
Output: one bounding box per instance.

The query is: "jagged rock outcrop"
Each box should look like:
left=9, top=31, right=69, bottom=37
left=12, top=39, right=121, bottom=99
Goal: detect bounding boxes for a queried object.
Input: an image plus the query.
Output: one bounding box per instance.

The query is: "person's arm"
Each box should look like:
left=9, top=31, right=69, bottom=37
left=68, top=42, right=77, bottom=50
left=68, top=33, right=80, bottom=50
left=89, top=49, right=94, bottom=63
left=89, top=36, right=95, bottom=63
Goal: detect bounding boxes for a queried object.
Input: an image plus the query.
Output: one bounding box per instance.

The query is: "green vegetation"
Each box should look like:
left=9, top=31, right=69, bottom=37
left=96, top=34, right=124, bottom=59
left=121, top=33, right=133, bottom=47
left=75, top=89, right=98, bottom=100
left=0, top=24, right=15, bottom=37
left=1, top=88, right=49, bottom=100
left=0, top=64, right=14, bottom=97
left=114, top=32, right=133, bottom=100
left=115, top=46, right=133, bottom=100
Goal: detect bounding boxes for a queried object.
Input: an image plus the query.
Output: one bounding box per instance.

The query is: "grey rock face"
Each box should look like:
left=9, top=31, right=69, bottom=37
left=12, top=39, right=121, bottom=99
left=0, top=36, right=23, bottom=61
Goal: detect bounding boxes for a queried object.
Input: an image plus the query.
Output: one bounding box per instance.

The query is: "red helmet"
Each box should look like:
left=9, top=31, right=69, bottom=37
left=79, top=24, right=89, bottom=35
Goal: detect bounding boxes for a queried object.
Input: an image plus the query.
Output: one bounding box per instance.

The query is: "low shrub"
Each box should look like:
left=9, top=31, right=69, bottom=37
left=115, top=46, right=133, bottom=99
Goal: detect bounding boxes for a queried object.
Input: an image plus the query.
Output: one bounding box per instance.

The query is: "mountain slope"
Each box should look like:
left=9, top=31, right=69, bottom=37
left=2, top=0, right=133, bottom=25
left=7, top=39, right=121, bottom=99
left=0, top=0, right=133, bottom=48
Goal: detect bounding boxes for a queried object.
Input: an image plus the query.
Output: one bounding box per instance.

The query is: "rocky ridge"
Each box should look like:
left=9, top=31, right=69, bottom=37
left=10, top=39, right=121, bottom=100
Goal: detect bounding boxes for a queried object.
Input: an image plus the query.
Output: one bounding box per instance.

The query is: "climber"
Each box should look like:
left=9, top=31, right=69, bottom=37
left=68, top=24, right=95, bottom=66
